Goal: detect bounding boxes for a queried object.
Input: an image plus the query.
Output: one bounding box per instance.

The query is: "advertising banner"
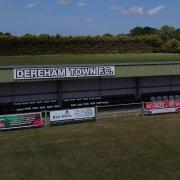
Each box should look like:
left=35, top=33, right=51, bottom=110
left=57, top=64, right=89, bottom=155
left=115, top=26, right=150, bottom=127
left=144, top=100, right=180, bottom=115
left=14, top=66, right=115, bottom=80
left=50, top=107, right=96, bottom=124
left=0, top=112, right=43, bottom=130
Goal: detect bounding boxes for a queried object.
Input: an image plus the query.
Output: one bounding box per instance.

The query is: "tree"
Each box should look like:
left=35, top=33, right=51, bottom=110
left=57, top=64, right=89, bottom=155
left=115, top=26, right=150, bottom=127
left=129, top=27, right=143, bottom=36
left=129, top=26, right=158, bottom=36
left=142, top=27, right=158, bottom=35
left=102, top=33, right=113, bottom=37
left=3, top=32, right=12, bottom=36
left=174, top=29, right=180, bottom=40
left=159, top=25, right=175, bottom=40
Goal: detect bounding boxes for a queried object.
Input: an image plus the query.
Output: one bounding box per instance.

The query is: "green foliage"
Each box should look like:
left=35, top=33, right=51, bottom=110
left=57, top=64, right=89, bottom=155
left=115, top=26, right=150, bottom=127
left=162, top=39, right=180, bottom=53
left=0, top=25, right=179, bottom=55
left=130, top=26, right=158, bottom=36
left=174, top=29, right=180, bottom=40
left=102, top=33, right=114, bottom=37
left=159, top=25, right=176, bottom=40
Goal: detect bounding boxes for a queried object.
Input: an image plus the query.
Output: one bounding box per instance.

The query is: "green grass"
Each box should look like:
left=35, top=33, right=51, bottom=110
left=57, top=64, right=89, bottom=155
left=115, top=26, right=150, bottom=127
left=1, top=114, right=180, bottom=180
left=1, top=53, right=180, bottom=66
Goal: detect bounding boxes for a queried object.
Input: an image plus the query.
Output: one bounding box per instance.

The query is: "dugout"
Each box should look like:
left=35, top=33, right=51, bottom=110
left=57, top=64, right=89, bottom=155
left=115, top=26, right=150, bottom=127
left=1, top=61, right=180, bottom=114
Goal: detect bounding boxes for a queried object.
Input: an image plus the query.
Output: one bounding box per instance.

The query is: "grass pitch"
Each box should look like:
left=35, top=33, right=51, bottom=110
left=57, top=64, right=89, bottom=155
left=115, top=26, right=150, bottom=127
left=1, top=114, right=180, bottom=180
left=1, top=53, right=180, bottom=66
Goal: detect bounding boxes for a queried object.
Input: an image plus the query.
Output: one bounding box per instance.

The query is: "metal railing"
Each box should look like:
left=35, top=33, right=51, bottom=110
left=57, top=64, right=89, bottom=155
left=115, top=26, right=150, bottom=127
left=97, top=102, right=142, bottom=111
left=96, top=102, right=143, bottom=120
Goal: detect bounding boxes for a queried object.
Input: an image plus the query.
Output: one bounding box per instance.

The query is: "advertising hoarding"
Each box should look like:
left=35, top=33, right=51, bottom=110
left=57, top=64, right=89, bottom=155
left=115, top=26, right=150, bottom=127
left=50, top=107, right=96, bottom=124
left=0, top=112, right=43, bottom=130
left=144, top=100, right=180, bottom=115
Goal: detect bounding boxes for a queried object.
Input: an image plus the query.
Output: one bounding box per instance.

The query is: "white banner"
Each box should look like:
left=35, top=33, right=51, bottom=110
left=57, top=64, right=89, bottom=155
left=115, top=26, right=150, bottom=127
left=14, top=66, right=115, bottom=80
left=50, top=107, right=96, bottom=122
left=144, top=108, right=177, bottom=115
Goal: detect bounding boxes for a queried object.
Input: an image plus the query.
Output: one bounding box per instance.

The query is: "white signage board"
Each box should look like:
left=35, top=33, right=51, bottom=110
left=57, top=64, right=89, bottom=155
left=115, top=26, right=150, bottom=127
left=14, top=66, right=115, bottom=80
left=144, top=108, right=177, bottom=115
left=50, top=107, right=96, bottom=123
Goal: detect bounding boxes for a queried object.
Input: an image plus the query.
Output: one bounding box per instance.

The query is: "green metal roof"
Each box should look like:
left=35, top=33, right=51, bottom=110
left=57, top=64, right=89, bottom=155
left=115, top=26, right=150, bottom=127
left=1, top=63, right=180, bottom=83
left=1, top=54, right=180, bottom=83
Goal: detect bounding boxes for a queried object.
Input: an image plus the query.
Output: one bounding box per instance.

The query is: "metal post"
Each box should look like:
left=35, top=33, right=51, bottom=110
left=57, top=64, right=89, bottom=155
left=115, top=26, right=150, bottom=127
left=44, top=110, right=48, bottom=126
left=142, top=101, right=144, bottom=117
left=95, top=105, right=98, bottom=122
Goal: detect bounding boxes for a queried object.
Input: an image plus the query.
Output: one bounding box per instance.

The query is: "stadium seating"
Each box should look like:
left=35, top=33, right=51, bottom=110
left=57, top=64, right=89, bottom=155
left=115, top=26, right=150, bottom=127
left=62, top=94, right=136, bottom=109
left=175, top=95, right=180, bottom=100
left=0, top=99, right=60, bottom=115
left=142, top=91, right=180, bottom=102
left=156, top=96, right=162, bottom=101
left=169, top=95, right=174, bottom=100
left=2, top=92, right=180, bottom=115
left=162, top=95, right=168, bottom=101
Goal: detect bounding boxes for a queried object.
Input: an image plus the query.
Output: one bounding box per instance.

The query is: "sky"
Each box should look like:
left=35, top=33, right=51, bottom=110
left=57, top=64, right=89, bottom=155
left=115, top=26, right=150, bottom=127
left=0, top=0, right=179, bottom=35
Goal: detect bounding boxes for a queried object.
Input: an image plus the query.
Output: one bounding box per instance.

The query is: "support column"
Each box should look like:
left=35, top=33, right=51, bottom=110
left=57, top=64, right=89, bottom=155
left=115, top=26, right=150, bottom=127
left=57, top=80, right=63, bottom=107
left=136, top=77, right=141, bottom=98
left=98, top=78, right=102, bottom=97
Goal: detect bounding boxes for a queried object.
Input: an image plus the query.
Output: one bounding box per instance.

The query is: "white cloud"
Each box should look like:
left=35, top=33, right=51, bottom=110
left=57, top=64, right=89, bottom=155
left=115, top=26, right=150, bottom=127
left=77, top=2, right=87, bottom=8
left=110, top=5, right=144, bottom=16
left=110, top=5, right=166, bottom=16
left=122, top=6, right=144, bottom=16
left=26, top=2, right=39, bottom=9
left=57, top=0, right=70, bottom=5
left=147, top=6, right=165, bottom=16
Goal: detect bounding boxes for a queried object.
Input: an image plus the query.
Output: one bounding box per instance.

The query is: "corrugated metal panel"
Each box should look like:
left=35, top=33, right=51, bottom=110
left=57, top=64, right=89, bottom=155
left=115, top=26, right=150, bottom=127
left=62, top=79, right=100, bottom=91
left=62, top=78, right=136, bottom=92
left=172, top=76, right=180, bottom=84
left=100, top=78, right=136, bottom=89
left=139, top=75, right=180, bottom=94
left=0, top=81, right=58, bottom=103
left=61, top=78, right=137, bottom=99
left=116, top=64, right=180, bottom=77
left=140, top=77, right=171, bottom=86
left=0, top=70, right=13, bottom=82
left=2, top=63, right=180, bottom=83
left=100, top=89, right=136, bottom=96
left=0, top=94, right=58, bottom=104
left=140, top=86, right=171, bottom=94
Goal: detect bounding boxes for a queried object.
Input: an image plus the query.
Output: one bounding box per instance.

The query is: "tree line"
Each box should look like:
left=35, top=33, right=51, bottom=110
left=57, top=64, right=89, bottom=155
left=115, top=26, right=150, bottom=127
left=0, top=25, right=180, bottom=55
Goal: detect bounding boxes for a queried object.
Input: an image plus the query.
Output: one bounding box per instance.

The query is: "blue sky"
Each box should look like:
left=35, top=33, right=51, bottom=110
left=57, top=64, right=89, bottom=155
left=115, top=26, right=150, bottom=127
left=0, top=0, right=179, bottom=35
